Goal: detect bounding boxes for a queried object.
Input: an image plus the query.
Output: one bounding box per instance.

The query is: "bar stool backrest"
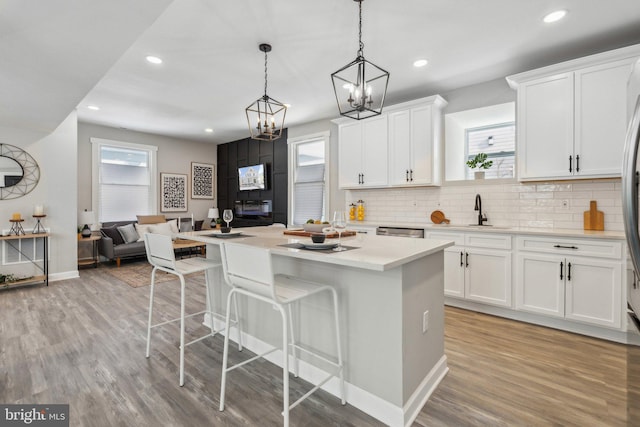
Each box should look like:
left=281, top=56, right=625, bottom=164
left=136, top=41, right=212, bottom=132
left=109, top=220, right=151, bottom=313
left=144, top=233, right=177, bottom=270
left=219, top=242, right=277, bottom=302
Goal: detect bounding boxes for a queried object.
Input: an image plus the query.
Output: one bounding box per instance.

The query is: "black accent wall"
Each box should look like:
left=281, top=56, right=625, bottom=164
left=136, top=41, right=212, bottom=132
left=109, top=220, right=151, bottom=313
left=216, top=129, right=288, bottom=227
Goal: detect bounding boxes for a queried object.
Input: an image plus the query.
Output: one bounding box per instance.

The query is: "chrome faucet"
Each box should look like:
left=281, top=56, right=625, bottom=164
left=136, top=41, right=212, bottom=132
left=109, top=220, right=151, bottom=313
left=474, top=194, right=488, bottom=226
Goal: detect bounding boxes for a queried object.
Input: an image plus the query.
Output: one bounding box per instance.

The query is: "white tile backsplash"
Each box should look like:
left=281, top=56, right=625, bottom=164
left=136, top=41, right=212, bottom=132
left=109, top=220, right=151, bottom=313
left=346, top=178, right=623, bottom=231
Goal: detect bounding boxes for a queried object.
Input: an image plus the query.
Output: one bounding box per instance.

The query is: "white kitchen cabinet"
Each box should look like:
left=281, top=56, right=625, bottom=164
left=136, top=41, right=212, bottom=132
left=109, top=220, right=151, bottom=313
left=388, top=97, right=445, bottom=186
left=427, top=231, right=512, bottom=307
left=516, top=236, right=622, bottom=329
left=507, top=45, right=640, bottom=181
left=337, top=116, right=388, bottom=188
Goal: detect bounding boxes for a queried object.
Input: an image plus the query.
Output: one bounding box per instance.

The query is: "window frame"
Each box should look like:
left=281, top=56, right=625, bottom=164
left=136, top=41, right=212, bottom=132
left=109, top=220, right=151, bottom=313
left=287, top=131, right=330, bottom=227
left=91, top=138, right=158, bottom=222
left=464, top=121, right=516, bottom=180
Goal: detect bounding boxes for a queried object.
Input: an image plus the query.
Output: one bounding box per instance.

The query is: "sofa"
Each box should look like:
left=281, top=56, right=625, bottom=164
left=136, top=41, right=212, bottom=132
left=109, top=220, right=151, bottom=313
left=99, top=217, right=205, bottom=267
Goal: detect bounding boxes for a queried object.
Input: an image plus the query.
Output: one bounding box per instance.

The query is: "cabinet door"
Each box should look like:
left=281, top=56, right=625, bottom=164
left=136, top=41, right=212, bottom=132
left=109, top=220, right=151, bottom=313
left=444, top=246, right=465, bottom=298
left=410, top=104, right=434, bottom=185
left=574, top=59, right=632, bottom=178
left=361, top=115, right=388, bottom=187
left=388, top=110, right=412, bottom=185
left=338, top=122, right=363, bottom=188
left=464, top=248, right=512, bottom=307
left=565, top=257, right=622, bottom=328
left=516, top=253, right=565, bottom=317
left=517, top=73, right=574, bottom=180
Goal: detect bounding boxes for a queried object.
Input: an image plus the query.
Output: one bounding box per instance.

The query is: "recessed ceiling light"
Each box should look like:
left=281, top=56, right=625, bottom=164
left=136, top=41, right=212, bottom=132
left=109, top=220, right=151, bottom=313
left=87, top=105, right=100, bottom=111
left=543, top=10, right=567, bottom=23
left=204, top=128, right=214, bottom=133
left=413, top=59, right=428, bottom=68
left=145, top=55, right=163, bottom=64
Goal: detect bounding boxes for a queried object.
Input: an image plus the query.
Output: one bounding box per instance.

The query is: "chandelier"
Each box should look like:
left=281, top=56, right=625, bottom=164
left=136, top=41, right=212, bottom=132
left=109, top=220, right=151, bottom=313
left=331, top=0, right=389, bottom=120
left=245, top=43, right=287, bottom=141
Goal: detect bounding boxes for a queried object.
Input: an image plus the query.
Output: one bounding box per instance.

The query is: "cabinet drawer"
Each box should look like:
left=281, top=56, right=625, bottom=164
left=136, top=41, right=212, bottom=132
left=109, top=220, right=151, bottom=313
left=465, top=233, right=512, bottom=250
left=426, top=232, right=464, bottom=245
left=516, top=236, right=622, bottom=259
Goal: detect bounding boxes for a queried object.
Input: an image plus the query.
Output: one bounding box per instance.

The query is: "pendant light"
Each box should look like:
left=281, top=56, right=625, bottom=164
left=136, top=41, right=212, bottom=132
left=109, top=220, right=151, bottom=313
left=245, top=43, right=287, bottom=141
left=331, top=0, right=389, bottom=120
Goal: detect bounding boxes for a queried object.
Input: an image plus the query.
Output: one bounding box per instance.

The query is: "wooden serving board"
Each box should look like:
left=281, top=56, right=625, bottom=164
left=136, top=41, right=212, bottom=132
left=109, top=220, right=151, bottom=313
left=583, top=200, right=604, bottom=231
left=284, top=229, right=357, bottom=238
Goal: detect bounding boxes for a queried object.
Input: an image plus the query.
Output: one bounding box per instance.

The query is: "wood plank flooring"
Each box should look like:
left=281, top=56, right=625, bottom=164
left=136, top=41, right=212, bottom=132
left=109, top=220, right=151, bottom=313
left=0, top=264, right=633, bottom=426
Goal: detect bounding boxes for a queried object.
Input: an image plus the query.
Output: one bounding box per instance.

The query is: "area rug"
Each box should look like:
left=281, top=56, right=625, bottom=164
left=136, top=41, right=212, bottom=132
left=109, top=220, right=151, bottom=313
left=102, top=262, right=181, bottom=288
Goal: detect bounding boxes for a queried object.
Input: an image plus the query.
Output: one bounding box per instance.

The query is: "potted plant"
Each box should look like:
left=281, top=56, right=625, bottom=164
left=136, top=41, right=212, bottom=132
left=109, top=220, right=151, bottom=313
left=466, top=153, right=493, bottom=179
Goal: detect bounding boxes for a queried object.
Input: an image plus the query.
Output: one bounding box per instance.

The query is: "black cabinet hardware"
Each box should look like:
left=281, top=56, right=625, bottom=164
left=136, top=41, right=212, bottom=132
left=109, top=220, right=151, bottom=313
left=406, top=170, right=409, bottom=182
left=567, top=262, right=572, bottom=281
left=410, top=169, right=413, bottom=182
left=465, top=252, right=469, bottom=267
left=460, top=251, right=464, bottom=267
left=553, top=244, right=578, bottom=249
left=560, top=261, right=564, bottom=280
left=569, top=155, right=572, bottom=173
left=576, top=155, right=580, bottom=172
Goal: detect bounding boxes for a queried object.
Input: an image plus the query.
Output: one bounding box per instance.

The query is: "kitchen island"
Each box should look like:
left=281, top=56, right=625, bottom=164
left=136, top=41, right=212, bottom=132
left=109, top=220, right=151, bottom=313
left=178, top=227, right=453, bottom=426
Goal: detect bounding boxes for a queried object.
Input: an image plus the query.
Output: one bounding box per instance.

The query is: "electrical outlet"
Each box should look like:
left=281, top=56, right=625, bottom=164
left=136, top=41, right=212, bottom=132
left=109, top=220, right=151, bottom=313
left=561, top=199, right=569, bottom=210
left=422, top=310, right=429, bottom=333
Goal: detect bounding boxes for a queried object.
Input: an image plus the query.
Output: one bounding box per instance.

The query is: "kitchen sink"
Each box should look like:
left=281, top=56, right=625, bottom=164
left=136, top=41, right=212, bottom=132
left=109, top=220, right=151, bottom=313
left=466, top=224, right=511, bottom=230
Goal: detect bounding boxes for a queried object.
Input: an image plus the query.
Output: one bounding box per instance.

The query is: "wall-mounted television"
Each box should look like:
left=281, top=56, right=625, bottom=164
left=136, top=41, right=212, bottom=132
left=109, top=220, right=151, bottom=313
left=238, top=164, right=266, bottom=191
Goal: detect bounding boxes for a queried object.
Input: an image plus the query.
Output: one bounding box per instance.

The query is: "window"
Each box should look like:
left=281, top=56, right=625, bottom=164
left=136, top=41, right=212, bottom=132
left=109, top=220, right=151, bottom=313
left=288, top=133, right=329, bottom=226
left=465, top=122, right=515, bottom=179
left=91, top=138, right=158, bottom=222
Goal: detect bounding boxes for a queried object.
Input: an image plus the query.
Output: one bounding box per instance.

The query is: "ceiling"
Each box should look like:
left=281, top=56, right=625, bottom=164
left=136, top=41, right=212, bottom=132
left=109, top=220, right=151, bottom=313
left=4, top=1, right=640, bottom=144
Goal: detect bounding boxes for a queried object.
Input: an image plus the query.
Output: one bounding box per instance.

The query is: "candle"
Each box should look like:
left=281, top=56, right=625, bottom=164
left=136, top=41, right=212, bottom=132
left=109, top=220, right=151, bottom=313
left=12, top=213, right=21, bottom=221
left=34, top=205, right=44, bottom=216
left=191, top=213, right=194, bottom=228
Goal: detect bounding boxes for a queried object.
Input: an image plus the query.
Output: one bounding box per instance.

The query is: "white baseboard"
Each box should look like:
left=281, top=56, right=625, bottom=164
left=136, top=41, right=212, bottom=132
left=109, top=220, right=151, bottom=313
left=205, top=314, right=446, bottom=427
left=49, top=270, right=79, bottom=282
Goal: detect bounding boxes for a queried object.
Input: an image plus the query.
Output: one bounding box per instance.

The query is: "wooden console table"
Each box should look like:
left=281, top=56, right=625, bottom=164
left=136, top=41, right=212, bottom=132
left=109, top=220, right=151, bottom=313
left=0, top=232, right=49, bottom=288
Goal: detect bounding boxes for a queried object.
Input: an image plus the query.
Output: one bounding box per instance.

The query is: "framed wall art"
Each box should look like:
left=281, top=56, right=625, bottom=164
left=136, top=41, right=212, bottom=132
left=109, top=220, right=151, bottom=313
left=191, top=162, right=215, bottom=199
left=160, top=173, right=188, bottom=212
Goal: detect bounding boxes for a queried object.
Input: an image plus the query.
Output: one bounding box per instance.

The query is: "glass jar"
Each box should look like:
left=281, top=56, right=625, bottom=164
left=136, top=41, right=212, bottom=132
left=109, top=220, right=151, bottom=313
left=349, top=203, right=356, bottom=221
left=356, top=200, right=365, bottom=221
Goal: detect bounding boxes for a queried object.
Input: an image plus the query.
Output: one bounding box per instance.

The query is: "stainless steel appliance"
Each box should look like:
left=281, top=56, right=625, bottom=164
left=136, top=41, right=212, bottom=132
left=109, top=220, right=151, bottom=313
left=622, top=58, right=640, bottom=332
left=376, top=226, right=424, bottom=238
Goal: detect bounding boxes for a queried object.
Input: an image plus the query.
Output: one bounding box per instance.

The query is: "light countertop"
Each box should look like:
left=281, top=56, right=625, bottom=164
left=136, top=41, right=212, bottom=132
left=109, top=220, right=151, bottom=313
left=347, top=220, right=626, bottom=240
left=177, top=226, right=453, bottom=272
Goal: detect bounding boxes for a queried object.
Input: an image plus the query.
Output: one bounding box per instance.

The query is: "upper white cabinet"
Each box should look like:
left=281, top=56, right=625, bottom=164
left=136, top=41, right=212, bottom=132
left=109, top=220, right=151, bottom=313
left=334, top=95, right=447, bottom=189
left=507, top=45, right=640, bottom=181
left=338, top=116, right=388, bottom=188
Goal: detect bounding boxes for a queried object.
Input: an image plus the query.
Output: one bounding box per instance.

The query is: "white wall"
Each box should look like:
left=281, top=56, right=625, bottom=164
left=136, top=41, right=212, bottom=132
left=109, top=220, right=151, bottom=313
left=77, top=122, right=217, bottom=222
left=0, top=112, right=79, bottom=280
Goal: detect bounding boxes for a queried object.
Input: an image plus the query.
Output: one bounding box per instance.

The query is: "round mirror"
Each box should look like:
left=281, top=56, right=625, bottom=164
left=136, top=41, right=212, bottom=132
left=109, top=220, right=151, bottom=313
left=0, top=156, right=24, bottom=188
left=0, top=144, right=40, bottom=200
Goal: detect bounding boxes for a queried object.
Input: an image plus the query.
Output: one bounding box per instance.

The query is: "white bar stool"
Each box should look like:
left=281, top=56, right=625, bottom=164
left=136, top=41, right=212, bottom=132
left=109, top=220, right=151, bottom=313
left=218, top=241, right=345, bottom=426
left=144, top=233, right=242, bottom=386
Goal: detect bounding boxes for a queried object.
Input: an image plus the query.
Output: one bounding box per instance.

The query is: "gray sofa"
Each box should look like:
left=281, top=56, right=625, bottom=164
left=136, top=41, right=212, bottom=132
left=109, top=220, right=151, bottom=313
left=99, top=219, right=206, bottom=267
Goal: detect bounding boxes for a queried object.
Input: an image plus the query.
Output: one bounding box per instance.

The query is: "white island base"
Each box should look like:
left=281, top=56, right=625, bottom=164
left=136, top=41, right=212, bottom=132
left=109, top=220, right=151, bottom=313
left=181, top=229, right=451, bottom=426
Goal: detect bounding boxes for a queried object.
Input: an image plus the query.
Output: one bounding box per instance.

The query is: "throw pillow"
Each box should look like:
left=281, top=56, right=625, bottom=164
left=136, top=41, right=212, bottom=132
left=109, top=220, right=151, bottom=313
left=117, top=223, right=139, bottom=244
left=134, top=223, right=155, bottom=242
left=137, top=215, right=166, bottom=224
left=101, top=226, right=125, bottom=245
left=149, top=221, right=176, bottom=240
left=167, top=219, right=179, bottom=234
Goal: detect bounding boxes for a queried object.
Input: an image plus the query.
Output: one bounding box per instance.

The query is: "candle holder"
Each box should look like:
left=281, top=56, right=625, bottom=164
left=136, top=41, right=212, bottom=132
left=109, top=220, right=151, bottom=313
left=32, top=215, right=46, bottom=234
left=9, top=219, right=25, bottom=236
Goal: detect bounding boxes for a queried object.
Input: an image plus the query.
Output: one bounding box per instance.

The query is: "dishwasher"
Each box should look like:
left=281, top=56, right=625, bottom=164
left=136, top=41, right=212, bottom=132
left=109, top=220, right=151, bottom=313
left=376, top=226, right=425, bottom=238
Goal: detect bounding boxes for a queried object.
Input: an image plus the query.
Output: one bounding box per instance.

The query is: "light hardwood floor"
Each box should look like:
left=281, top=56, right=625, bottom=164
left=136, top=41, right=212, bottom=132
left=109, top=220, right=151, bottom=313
left=0, top=264, right=634, bottom=426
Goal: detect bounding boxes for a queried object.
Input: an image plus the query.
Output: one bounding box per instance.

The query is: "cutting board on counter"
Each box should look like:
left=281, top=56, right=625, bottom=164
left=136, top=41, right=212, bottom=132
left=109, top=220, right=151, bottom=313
left=583, top=200, right=604, bottom=231
left=284, top=229, right=357, bottom=238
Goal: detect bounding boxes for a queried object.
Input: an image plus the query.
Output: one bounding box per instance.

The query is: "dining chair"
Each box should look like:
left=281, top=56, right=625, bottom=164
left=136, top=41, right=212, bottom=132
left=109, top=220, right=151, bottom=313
left=218, top=241, right=344, bottom=426
left=144, top=232, right=242, bottom=386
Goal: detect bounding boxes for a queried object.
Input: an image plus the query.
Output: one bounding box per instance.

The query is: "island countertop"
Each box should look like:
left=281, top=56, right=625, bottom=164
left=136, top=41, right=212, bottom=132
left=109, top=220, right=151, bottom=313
left=178, top=226, right=453, bottom=272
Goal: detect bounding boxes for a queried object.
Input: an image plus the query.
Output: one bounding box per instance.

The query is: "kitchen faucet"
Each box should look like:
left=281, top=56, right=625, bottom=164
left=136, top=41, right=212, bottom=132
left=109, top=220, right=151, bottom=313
left=474, top=194, right=488, bottom=226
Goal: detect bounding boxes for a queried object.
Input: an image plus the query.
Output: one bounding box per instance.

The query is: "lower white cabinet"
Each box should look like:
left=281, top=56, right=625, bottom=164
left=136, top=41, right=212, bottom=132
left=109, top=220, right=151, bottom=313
left=428, top=231, right=512, bottom=307
left=516, top=236, right=622, bottom=329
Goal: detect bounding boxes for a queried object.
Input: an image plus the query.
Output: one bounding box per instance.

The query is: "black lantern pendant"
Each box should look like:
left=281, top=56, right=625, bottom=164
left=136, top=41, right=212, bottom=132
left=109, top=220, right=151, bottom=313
left=331, top=0, right=389, bottom=120
left=245, top=43, right=287, bottom=141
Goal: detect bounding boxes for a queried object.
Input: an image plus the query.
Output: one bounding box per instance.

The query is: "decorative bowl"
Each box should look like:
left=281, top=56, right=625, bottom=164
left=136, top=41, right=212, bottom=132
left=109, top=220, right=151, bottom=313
left=303, top=223, right=328, bottom=233
left=220, top=227, right=231, bottom=233
left=311, top=233, right=326, bottom=243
